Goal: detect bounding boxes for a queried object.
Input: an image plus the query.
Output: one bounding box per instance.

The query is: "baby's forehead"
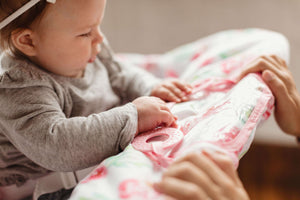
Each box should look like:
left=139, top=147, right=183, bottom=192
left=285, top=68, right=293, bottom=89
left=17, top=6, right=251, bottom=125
left=43, top=0, right=105, bottom=26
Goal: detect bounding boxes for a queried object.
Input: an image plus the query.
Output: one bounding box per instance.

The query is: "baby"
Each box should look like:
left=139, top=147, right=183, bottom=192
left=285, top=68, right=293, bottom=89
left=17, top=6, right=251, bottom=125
left=0, top=0, right=191, bottom=199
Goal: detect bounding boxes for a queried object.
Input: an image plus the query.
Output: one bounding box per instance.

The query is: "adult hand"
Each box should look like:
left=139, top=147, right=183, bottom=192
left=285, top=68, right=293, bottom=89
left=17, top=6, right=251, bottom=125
left=154, top=152, right=249, bottom=200
left=238, top=55, right=300, bottom=136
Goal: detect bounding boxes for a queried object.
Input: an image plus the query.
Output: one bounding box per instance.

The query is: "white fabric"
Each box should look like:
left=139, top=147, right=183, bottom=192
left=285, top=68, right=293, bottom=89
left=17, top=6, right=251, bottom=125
left=0, top=166, right=95, bottom=200
left=33, top=166, right=96, bottom=200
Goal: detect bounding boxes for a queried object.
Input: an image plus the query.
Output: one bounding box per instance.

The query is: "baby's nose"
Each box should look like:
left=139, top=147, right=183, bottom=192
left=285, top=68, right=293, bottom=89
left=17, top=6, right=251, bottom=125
left=95, top=43, right=101, bottom=54
left=94, top=29, right=103, bottom=44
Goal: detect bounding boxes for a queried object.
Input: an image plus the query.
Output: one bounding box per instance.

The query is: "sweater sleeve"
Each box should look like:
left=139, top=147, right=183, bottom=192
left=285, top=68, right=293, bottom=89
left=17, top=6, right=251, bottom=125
left=98, top=38, right=161, bottom=101
left=0, top=86, right=137, bottom=172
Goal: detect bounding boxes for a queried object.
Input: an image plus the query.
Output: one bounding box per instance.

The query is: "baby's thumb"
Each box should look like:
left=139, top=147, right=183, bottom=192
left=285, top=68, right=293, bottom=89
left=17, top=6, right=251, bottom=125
left=262, top=70, right=288, bottom=104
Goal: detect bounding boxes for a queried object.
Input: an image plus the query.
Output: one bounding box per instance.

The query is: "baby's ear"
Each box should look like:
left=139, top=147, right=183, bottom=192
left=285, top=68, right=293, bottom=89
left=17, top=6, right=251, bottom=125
left=11, top=28, right=37, bottom=57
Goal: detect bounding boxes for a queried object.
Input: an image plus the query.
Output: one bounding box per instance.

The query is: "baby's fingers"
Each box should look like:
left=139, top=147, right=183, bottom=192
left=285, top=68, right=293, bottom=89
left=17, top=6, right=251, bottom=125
left=152, top=87, right=181, bottom=102
left=173, top=80, right=193, bottom=94
left=165, top=81, right=192, bottom=102
left=164, top=84, right=186, bottom=101
left=158, top=109, right=177, bottom=127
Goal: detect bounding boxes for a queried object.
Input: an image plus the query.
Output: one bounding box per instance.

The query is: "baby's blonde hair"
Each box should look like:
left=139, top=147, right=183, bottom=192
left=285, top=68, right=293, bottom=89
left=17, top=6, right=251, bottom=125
left=0, top=0, right=48, bottom=57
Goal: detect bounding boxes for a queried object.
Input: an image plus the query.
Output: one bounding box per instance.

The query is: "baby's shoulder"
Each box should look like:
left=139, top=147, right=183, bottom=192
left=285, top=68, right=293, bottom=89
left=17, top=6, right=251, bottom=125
left=0, top=55, right=55, bottom=89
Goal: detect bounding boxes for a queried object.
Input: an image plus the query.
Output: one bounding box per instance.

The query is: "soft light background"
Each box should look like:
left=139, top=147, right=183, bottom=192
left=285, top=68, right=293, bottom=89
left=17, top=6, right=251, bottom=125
left=102, top=0, right=300, bottom=147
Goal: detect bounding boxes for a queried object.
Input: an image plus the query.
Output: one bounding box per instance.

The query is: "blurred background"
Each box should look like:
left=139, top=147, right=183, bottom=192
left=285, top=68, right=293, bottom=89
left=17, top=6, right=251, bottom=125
left=102, top=0, right=300, bottom=199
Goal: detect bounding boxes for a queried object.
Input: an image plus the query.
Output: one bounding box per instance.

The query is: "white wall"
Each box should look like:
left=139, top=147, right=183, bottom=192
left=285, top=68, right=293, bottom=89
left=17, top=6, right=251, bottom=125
left=102, top=0, right=300, bottom=146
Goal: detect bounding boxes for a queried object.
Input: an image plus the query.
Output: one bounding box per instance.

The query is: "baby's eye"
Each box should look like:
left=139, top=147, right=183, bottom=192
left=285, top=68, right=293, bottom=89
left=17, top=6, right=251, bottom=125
left=79, top=31, right=92, bottom=37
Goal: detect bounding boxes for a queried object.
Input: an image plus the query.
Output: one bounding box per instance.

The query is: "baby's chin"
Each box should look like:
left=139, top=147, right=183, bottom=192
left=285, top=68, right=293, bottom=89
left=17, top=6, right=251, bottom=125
left=64, top=67, right=86, bottom=78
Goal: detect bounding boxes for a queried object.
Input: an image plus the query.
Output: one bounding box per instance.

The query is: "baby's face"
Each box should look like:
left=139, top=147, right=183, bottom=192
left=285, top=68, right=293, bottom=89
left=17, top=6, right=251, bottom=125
left=31, top=0, right=106, bottom=78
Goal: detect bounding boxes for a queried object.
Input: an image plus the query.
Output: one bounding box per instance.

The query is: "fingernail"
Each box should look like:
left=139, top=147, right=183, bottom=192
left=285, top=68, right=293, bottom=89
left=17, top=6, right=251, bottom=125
left=202, top=150, right=224, bottom=157
left=202, top=150, right=212, bottom=156
left=181, top=96, right=188, bottom=101
left=186, top=88, right=192, bottom=93
left=153, top=182, right=162, bottom=193
left=264, top=71, right=274, bottom=82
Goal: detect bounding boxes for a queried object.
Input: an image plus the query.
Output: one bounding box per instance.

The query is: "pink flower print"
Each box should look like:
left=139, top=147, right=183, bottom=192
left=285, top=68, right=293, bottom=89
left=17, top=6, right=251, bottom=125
left=81, top=166, right=107, bottom=183
left=221, top=56, right=257, bottom=74
left=165, top=69, right=179, bottom=78
left=143, top=55, right=159, bottom=73
left=202, top=101, right=230, bottom=118
left=262, top=110, right=271, bottom=120
left=190, top=46, right=207, bottom=61
left=199, top=57, right=214, bottom=68
left=221, top=59, right=243, bottom=74
left=263, top=101, right=274, bottom=120
left=119, top=179, right=148, bottom=199
left=222, top=126, right=240, bottom=142
left=180, top=116, right=202, bottom=135
left=144, top=62, right=157, bottom=72
left=191, top=51, right=203, bottom=61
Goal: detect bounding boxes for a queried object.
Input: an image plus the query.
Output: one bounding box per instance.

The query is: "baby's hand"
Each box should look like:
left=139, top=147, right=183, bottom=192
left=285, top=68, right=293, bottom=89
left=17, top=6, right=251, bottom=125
left=151, top=79, right=192, bottom=103
left=132, top=96, right=177, bottom=134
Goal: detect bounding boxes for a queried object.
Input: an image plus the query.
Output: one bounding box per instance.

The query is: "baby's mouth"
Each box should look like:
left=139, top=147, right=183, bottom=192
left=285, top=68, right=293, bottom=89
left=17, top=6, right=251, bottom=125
left=88, top=56, right=96, bottom=63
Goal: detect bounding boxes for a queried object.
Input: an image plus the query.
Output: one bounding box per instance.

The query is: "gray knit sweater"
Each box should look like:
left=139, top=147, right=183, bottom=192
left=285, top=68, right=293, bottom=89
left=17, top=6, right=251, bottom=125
left=0, top=41, right=160, bottom=186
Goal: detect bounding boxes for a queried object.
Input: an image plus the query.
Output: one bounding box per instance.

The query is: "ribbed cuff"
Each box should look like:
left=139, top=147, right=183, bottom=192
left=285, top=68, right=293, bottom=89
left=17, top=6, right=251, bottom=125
left=118, top=103, right=138, bottom=150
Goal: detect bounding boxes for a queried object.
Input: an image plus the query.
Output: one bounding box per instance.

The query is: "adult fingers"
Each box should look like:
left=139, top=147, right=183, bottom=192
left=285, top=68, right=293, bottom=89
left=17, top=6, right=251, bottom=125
left=167, top=153, right=239, bottom=200
left=172, top=153, right=234, bottom=186
left=257, top=57, right=294, bottom=90
left=261, top=70, right=300, bottom=135
left=262, top=70, right=293, bottom=123
left=154, top=177, right=208, bottom=200
left=260, top=55, right=281, bottom=70
left=198, top=152, right=249, bottom=200
left=202, top=151, right=242, bottom=187
left=238, top=57, right=276, bottom=80
left=262, top=70, right=290, bottom=102
left=163, top=160, right=224, bottom=199
left=238, top=57, right=288, bottom=86
left=270, top=55, right=288, bottom=68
